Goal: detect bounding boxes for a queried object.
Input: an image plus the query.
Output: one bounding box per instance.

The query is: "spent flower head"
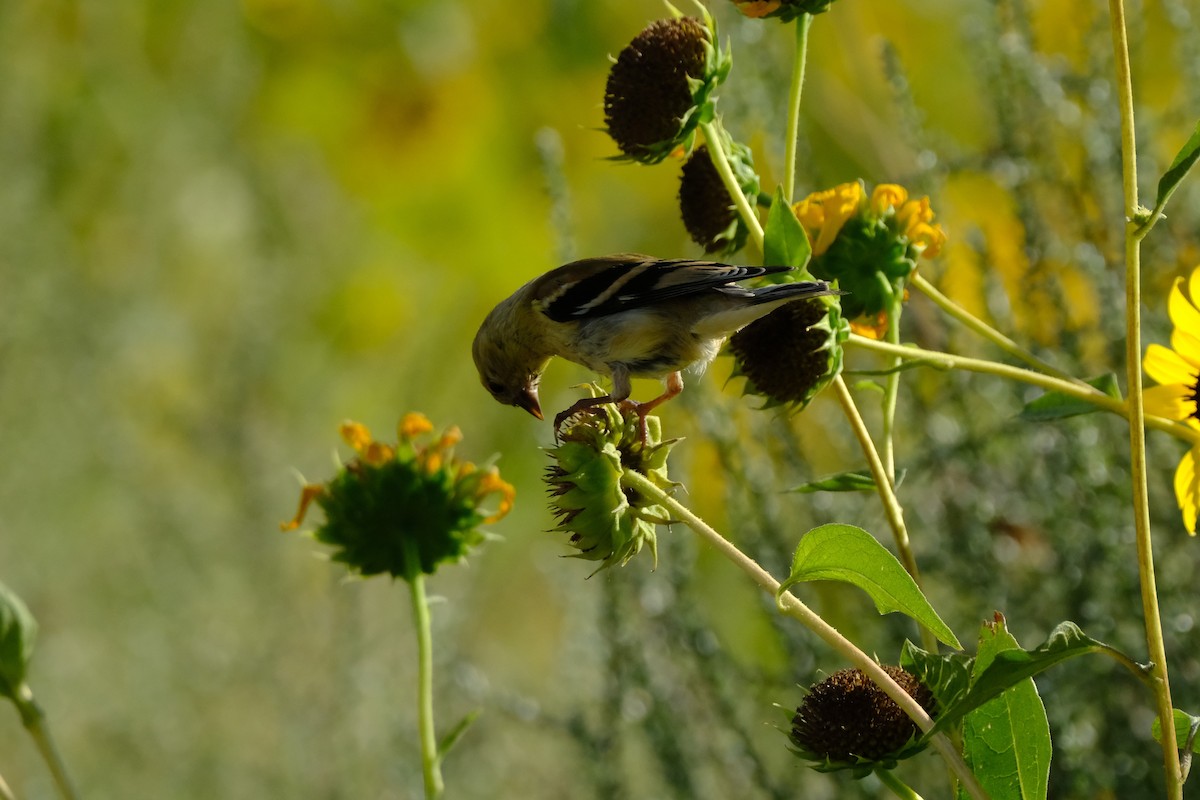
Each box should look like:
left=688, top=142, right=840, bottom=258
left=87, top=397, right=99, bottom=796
left=1144, top=264, right=1200, bottom=535
left=794, top=182, right=946, bottom=323
left=789, top=665, right=936, bottom=775
left=604, top=9, right=731, bottom=164
left=545, top=390, right=680, bottom=573
left=679, top=138, right=760, bottom=255
left=282, top=414, right=514, bottom=580
left=728, top=291, right=848, bottom=411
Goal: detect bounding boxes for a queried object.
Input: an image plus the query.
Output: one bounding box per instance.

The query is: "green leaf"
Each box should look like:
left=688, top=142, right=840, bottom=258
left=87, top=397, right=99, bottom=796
left=1153, top=120, right=1200, bottom=218
left=778, top=524, right=961, bottom=649
left=901, top=640, right=974, bottom=713
left=438, top=708, right=481, bottom=760
left=929, top=620, right=1119, bottom=736
left=763, top=185, right=812, bottom=270
left=1017, top=374, right=1121, bottom=422
left=956, top=616, right=1051, bottom=800
left=789, top=469, right=906, bottom=494
left=1152, top=709, right=1200, bottom=754
left=0, top=579, right=38, bottom=701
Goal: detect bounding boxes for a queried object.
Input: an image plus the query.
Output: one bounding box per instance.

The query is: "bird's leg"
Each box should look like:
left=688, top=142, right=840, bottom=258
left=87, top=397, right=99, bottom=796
left=553, top=367, right=634, bottom=437
left=623, top=371, right=683, bottom=443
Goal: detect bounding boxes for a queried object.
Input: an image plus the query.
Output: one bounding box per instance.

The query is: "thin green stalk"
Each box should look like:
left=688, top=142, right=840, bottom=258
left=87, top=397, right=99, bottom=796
left=700, top=120, right=765, bottom=251
left=909, top=273, right=1084, bottom=385
left=830, top=377, right=918, bottom=577
left=619, top=469, right=989, bottom=800
left=881, top=295, right=903, bottom=480
left=782, top=13, right=814, bottom=204
left=848, top=334, right=1200, bottom=446
left=13, top=686, right=80, bottom=800
left=876, top=768, right=924, bottom=800
left=409, top=573, right=444, bottom=798
left=1107, top=0, right=1181, bottom=795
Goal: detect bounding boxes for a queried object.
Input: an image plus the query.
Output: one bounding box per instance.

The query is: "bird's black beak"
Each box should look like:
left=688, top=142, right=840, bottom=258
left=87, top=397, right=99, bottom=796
left=516, top=387, right=543, bottom=420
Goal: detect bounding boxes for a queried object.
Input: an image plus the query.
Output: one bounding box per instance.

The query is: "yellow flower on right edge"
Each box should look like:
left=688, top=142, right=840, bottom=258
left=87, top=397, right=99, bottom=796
left=1144, top=265, right=1200, bottom=535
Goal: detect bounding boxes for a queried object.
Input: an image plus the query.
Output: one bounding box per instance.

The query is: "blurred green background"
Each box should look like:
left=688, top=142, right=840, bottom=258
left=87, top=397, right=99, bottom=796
left=2, top=0, right=1199, bottom=797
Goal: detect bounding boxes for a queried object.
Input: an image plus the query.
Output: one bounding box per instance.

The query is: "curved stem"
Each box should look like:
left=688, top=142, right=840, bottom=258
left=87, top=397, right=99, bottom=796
left=909, top=273, right=1083, bottom=385
left=409, top=573, right=444, bottom=798
left=13, top=685, right=80, bottom=800
left=1107, top=0, right=1182, bottom=795
left=700, top=120, right=765, bottom=251
left=876, top=768, right=925, bottom=800
left=782, top=14, right=814, bottom=204
left=847, top=334, right=1200, bottom=446
left=620, top=470, right=989, bottom=800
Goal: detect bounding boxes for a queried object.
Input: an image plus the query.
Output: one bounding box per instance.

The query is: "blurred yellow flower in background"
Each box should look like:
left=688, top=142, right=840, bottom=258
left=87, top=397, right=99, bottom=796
left=1144, top=266, right=1200, bottom=535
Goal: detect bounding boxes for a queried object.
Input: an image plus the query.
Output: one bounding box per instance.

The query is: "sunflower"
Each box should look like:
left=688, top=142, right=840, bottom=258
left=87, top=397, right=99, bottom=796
left=1144, top=266, right=1200, bottom=535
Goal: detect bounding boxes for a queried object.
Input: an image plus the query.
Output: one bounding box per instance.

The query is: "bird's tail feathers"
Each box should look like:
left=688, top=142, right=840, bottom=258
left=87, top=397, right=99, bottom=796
left=744, top=280, right=843, bottom=305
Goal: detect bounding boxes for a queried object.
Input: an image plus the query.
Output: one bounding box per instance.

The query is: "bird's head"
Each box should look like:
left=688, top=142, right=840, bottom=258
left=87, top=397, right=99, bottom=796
left=472, top=305, right=546, bottom=420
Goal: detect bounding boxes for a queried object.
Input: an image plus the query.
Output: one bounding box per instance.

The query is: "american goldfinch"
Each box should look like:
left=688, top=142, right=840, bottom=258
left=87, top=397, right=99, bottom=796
left=472, top=254, right=839, bottom=433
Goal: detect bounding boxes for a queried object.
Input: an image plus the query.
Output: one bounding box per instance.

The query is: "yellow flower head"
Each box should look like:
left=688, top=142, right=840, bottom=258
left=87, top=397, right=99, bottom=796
left=794, top=180, right=946, bottom=321
left=1144, top=266, right=1200, bottom=535
left=283, top=416, right=514, bottom=578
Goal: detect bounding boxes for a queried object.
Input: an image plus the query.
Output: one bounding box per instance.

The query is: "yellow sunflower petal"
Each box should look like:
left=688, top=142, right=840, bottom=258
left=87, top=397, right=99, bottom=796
left=1144, top=384, right=1194, bottom=421
left=1168, top=278, right=1200, bottom=337
left=1145, top=343, right=1197, bottom=386
left=1188, top=265, right=1200, bottom=310
left=1174, top=446, right=1199, bottom=535
left=1170, top=328, right=1200, bottom=371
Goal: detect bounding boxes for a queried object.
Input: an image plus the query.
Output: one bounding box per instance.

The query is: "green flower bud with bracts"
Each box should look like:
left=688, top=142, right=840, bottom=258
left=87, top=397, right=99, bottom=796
left=794, top=182, right=946, bottom=329
left=788, top=665, right=936, bottom=776
left=730, top=0, right=839, bottom=22
left=604, top=8, right=731, bottom=165
left=679, top=139, right=760, bottom=254
left=0, top=580, right=37, bottom=702
left=545, top=390, right=680, bottom=573
left=282, top=414, right=514, bottom=581
left=727, top=283, right=848, bottom=411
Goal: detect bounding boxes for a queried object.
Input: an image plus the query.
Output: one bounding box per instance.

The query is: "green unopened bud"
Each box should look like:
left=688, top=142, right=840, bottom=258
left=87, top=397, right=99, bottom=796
left=0, top=580, right=37, bottom=701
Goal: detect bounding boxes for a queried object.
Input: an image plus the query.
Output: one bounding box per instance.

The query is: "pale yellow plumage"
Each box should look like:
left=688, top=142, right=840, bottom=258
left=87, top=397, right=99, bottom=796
left=472, top=254, right=838, bottom=432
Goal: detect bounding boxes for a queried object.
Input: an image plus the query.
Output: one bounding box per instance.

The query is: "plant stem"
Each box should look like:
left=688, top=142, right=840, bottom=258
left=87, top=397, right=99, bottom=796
left=847, top=334, right=1200, bottom=446
left=700, top=120, right=765, bottom=251
left=1107, top=0, right=1182, bottom=795
left=909, top=273, right=1085, bottom=385
left=13, top=685, right=80, bottom=800
left=619, top=470, right=989, bottom=800
left=0, top=769, right=15, bottom=800
left=876, top=768, right=925, bottom=800
left=882, top=296, right=903, bottom=480
left=409, top=573, right=444, bottom=798
left=782, top=13, right=814, bottom=204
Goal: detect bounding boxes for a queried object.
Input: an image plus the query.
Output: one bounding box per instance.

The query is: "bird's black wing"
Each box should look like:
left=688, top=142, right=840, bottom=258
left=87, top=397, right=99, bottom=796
left=532, top=255, right=792, bottom=323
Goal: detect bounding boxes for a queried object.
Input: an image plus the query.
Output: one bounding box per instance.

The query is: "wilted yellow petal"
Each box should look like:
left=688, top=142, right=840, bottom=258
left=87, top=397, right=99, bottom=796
left=909, top=222, right=947, bottom=259
left=399, top=412, right=434, bottom=439
left=732, top=0, right=782, bottom=18
left=871, top=184, right=908, bottom=215
left=363, top=441, right=395, bottom=465
left=1187, top=265, right=1200, bottom=311
left=281, top=484, right=325, bottom=531
left=339, top=421, right=372, bottom=454
left=1145, top=343, right=1196, bottom=387
left=478, top=469, right=515, bottom=523
left=1174, top=447, right=1199, bottom=535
